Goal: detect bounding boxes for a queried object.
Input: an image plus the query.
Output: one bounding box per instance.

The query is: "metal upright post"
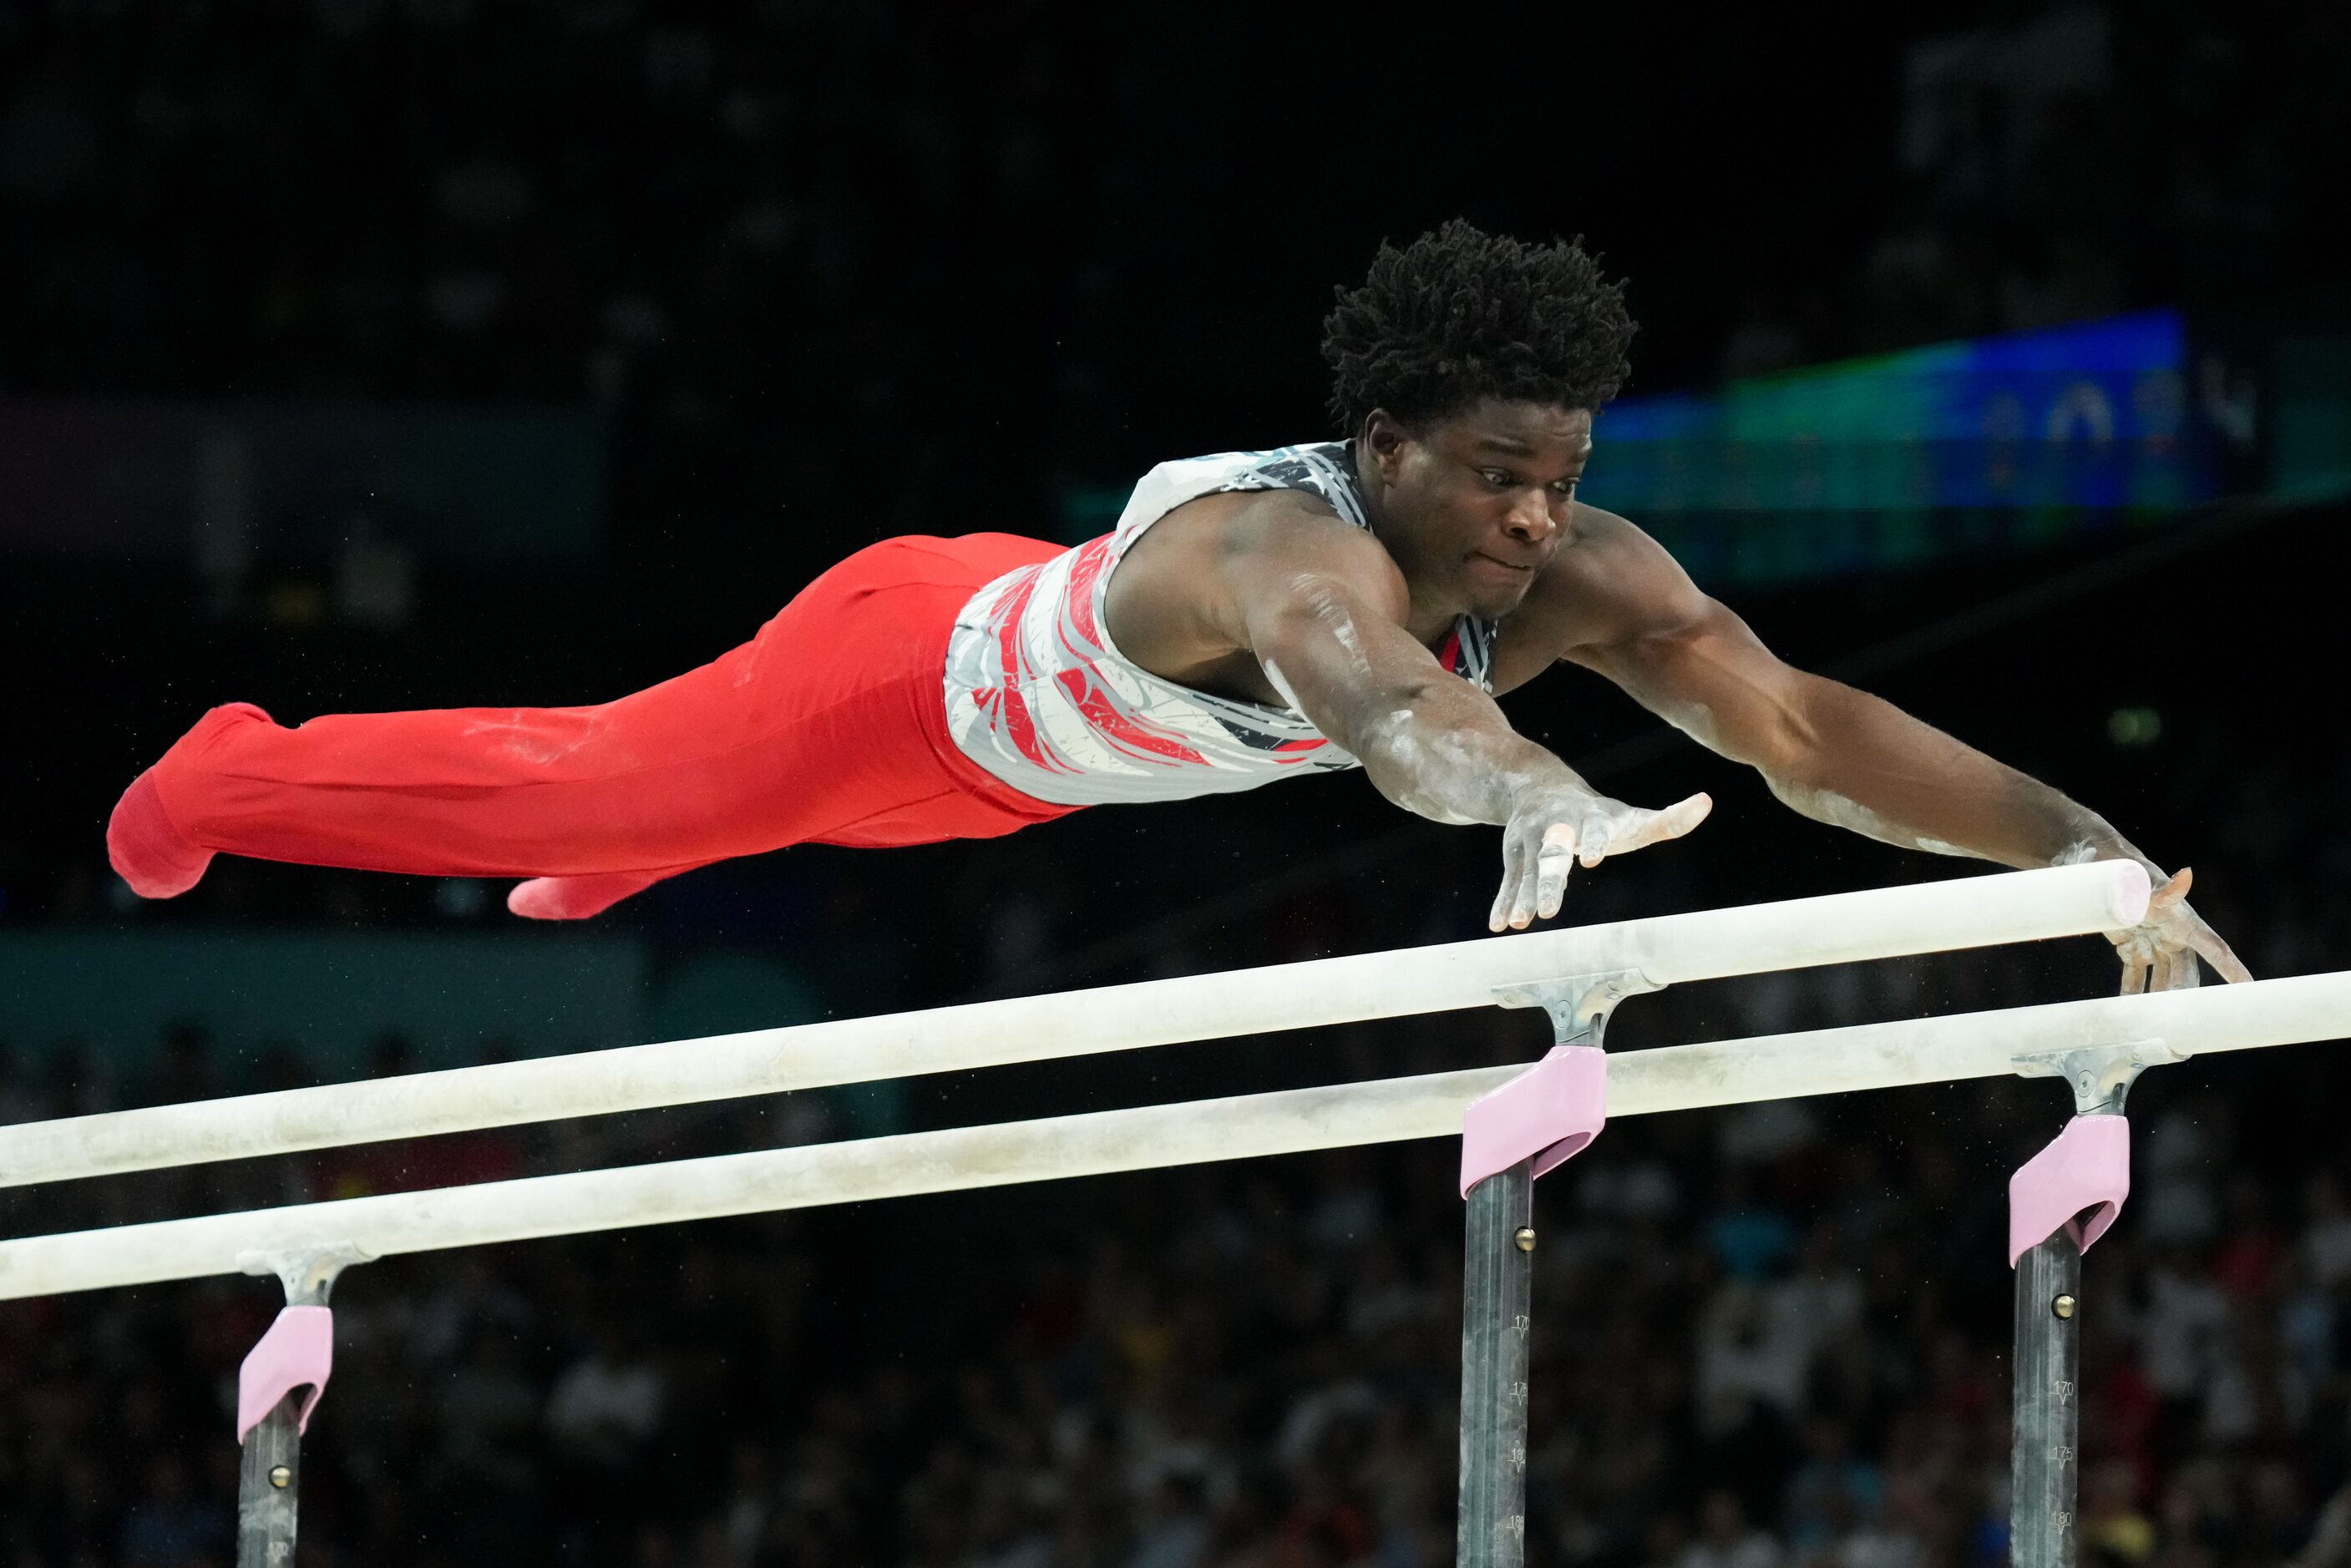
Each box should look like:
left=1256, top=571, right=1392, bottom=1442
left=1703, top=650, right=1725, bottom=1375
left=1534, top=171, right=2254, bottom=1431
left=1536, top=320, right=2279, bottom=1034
left=1456, top=971, right=1653, bottom=1568
left=1458, top=1160, right=1536, bottom=1568
left=236, top=1242, right=369, bottom=1568
left=2010, top=1232, right=2084, bottom=1568
left=240, top=1382, right=307, bottom=1567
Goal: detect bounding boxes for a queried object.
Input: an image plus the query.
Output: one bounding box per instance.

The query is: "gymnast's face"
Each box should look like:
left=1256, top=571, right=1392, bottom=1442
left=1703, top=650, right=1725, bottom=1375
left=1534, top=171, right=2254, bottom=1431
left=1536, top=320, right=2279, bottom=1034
left=1360, top=400, right=1592, bottom=620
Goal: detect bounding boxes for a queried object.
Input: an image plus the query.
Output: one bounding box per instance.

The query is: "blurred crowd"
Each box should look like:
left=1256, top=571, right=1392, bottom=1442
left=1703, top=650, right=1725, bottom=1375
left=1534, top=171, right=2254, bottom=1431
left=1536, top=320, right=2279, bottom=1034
left=0, top=0, right=1110, bottom=512
left=4, top=0, right=2342, bottom=483
left=4, top=934, right=2351, bottom=1568
left=5, top=701, right=2350, bottom=1567
left=1711, top=0, right=2342, bottom=381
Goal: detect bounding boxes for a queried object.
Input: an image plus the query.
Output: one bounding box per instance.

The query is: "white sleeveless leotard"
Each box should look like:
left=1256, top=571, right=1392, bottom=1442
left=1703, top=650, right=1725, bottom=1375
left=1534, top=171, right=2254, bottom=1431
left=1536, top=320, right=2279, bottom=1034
left=941, top=442, right=1497, bottom=808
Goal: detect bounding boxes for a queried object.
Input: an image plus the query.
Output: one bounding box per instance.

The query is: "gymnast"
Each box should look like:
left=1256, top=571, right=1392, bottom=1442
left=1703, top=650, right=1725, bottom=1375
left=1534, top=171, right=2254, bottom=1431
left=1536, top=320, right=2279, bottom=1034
left=107, top=220, right=2242, bottom=994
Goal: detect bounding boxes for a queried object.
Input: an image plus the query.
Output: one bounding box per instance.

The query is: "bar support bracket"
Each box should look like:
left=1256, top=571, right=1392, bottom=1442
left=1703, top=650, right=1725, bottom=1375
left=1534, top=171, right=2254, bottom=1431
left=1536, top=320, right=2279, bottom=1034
left=2006, top=1038, right=2181, bottom=1568
left=235, top=1242, right=372, bottom=1568
left=1457, top=969, right=1658, bottom=1568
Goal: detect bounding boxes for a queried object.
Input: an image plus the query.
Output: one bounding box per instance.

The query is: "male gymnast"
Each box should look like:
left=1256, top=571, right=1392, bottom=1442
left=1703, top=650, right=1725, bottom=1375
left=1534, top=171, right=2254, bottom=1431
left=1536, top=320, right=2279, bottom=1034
left=108, top=220, right=2244, bottom=993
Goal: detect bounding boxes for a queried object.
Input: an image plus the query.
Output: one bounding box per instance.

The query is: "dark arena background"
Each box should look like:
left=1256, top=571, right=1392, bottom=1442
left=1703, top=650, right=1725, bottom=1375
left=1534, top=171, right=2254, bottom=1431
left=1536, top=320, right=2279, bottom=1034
left=5, top=4, right=2351, bottom=1565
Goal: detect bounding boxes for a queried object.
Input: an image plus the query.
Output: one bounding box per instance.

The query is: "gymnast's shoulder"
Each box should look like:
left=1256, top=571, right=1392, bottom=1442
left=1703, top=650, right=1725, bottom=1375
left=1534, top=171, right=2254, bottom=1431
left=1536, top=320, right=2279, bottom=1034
left=1506, top=502, right=1717, bottom=661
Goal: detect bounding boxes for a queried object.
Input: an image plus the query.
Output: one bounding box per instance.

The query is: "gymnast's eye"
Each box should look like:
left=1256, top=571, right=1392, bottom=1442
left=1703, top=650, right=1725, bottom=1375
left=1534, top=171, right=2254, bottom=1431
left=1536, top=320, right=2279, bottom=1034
left=1477, top=468, right=1514, bottom=488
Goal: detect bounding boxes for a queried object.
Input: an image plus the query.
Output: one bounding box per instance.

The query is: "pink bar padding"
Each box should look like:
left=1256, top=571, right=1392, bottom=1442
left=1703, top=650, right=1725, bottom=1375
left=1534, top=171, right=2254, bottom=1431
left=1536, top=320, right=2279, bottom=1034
left=237, top=1304, right=334, bottom=1442
left=1460, top=1044, right=1607, bottom=1196
left=2007, top=1115, right=2131, bottom=1267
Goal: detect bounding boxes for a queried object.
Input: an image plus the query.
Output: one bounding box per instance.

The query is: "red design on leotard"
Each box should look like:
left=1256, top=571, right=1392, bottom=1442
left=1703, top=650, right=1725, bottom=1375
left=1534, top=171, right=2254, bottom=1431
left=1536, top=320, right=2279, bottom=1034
left=1053, top=668, right=1208, bottom=766
left=987, top=565, right=1067, bottom=773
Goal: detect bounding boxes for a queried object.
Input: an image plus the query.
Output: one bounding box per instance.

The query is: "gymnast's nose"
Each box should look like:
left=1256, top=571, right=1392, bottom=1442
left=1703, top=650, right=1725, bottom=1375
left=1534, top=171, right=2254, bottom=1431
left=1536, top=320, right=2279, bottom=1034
left=1500, top=488, right=1558, bottom=544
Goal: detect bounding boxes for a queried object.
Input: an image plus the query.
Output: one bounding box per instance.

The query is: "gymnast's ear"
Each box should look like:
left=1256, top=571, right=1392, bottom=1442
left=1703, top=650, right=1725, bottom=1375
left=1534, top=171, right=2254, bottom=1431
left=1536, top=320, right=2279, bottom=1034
left=1360, top=409, right=1416, bottom=477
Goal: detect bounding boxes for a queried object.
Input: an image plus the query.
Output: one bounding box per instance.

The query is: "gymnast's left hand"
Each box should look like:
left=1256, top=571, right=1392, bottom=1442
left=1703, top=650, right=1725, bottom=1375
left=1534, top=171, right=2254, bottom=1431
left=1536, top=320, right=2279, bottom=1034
left=2110, top=866, right=2252, bottom=994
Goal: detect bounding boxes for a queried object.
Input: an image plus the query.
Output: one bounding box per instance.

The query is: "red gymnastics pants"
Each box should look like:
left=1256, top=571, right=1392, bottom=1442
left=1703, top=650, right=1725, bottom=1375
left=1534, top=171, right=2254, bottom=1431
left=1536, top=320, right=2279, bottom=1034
left=106, top=534, right=1083, bottom=920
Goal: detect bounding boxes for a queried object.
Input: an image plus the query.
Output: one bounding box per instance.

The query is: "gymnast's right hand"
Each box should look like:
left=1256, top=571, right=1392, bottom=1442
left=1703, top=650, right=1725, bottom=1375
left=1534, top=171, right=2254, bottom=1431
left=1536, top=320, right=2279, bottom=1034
left=1489, top=782, right=1712, bottom=932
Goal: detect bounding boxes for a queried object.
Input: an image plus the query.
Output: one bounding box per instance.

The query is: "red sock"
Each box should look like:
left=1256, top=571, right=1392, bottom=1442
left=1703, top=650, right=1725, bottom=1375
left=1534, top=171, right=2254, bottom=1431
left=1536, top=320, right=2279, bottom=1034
left=506, top=869, right=681, bottom=922
left=107, top=766, right=216, bottom=898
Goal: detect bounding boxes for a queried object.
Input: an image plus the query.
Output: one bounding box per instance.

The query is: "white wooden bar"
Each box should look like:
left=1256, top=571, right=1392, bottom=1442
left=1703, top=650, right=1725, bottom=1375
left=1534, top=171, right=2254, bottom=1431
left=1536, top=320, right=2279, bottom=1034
left=0, top=862, right=2146, bottom=1189
left=4, top=964, right=2342, bottom=1303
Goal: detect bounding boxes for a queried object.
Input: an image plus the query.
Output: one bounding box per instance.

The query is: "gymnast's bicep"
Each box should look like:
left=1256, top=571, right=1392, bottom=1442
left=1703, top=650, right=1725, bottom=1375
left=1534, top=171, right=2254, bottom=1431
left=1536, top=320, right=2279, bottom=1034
left=1215, top=501, right=1460, bottom=733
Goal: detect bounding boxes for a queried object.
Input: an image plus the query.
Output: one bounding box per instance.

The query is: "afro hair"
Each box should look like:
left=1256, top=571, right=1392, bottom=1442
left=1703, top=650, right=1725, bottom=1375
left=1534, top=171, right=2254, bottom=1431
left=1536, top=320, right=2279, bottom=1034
left=1320, top=220, right=1637, bottom=435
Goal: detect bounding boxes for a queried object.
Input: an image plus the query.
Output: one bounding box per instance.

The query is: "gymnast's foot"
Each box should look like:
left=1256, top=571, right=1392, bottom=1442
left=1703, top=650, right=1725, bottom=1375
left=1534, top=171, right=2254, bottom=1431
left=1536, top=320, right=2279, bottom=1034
left=107, top=701, right=275, bottom=900
left=507, top=871, right=665, bottom=921
left=107, top=767, right=213, bottom=899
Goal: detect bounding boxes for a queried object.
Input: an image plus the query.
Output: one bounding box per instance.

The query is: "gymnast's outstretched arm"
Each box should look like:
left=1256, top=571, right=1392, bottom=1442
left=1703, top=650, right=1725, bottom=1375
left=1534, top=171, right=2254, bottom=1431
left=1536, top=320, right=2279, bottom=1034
left=1548, top=507, right=2248, bottom=994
